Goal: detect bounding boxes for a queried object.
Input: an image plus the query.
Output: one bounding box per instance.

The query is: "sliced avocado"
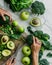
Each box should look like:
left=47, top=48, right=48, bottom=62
left=7, top=41, right=15, bottom=50
left=2, top=49, right=11, bottom=57
left=1, top=35, right=9, bottom=44
left=30, top=17, right=41, bottom=27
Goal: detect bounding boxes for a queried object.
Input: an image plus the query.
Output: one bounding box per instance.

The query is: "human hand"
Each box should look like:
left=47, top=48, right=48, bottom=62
left=0, top=8, right=12, bottom=21
left=5, top=58, right=16, bottom=65
left=31, top=37, right=41, bottom=54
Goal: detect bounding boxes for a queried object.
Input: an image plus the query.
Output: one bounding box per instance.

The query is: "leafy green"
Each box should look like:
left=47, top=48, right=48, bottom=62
left=31, top=1, right=45, bottom=15
left=5, top=0, right=32, bottom=12
left=41, top=40, right=51, bottom=50
left=42, top=33, right=50, bottom=40
left=39, top=50, right=43, bottom=60
left=33, top=30, right=43, bottom=39
left=48, top=45, right=52, bottom=50
left=26, top=35, right=33, bottom=46
left=0, top=25, right=21, bottom=39
left=0, top=44, right=7, bottom=51
left=0, top=15, right=10, bottom=25
left=27, top=26, right=52, bottom=65
left=47, top=52, right=52, bottom=57
left=27, top=26, right=43, bottom=39
left=39, top=59, right=49, bottom=65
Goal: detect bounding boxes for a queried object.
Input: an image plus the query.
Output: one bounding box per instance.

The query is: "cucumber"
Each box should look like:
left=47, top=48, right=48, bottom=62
left=7, top=41, right=15, bottom=50
left=2, top=49, right=11, bottom=57
left=1, top=35, right=9, bottom=44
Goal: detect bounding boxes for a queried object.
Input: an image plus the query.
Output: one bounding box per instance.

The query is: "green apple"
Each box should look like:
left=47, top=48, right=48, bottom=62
left=22, top=46, right=31, bottom=56
left=18, top=26, right=25, bottom=33
left=12, top=20, right=18, bottom=27
left=21, top=57, right=30, bottom=65
left=20, top=11, right=29, bottom=20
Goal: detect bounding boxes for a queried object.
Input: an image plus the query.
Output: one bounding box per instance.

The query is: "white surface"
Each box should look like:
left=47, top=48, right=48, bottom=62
left=0, top=0, right=52, bottom=65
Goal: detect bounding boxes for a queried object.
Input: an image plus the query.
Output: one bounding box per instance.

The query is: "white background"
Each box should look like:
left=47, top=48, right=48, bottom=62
left=0, top=0, right=52, bottom=65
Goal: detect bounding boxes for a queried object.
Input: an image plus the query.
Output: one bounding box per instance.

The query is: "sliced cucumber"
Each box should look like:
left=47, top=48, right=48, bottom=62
left=2, top=49, right=11, bottom=57
left=7, top=41, right=15, bottom=50
left=1, top=35, right=9, bottom=44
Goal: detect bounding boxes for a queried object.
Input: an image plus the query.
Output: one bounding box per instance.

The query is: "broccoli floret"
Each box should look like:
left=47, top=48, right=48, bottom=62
left=31, top=1, right=45, bottom=15
left=42, top=33, right=50, bottom=40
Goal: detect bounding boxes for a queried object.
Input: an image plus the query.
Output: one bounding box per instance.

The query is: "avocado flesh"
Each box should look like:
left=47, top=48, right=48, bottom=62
left=2, top=49, right=11, bottom=57
left=7, top=41, right=15, bottom=50
left=1, top=36, right=9, bottom=44
left=30, top=18, right=41, bottom=27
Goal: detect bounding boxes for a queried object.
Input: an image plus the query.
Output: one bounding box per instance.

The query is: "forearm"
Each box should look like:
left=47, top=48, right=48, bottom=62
left=32, top=52, right=39, bottom=65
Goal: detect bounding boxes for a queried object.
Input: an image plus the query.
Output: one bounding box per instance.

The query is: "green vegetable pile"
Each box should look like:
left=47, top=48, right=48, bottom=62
left=0, top=25, right=21, bottom=39
left=26, top=26, right=52, bottom=65
left=31, top=1, right=45, bottom=15
left=4, top=0, right=32, bottom=12
left=4, top=0, right=45, bottom=15
left=0, top=16, right=24, bottom=40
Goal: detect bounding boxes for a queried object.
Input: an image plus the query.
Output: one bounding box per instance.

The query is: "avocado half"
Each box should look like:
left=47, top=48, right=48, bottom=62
left=2, top=49, right=11, bottom=57
left=30, top=17, right=41, bottom=27
left=7, top=41, right=15, bottom=50
left=1, top=35, right=9, bottom=44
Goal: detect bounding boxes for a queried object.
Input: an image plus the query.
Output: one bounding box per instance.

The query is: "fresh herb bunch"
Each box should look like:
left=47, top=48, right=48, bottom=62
left=5, top=0, right=32, bottom=12
left=31, top=1, right=45, bottom=15
left=0, top=25, right=21, bottom=39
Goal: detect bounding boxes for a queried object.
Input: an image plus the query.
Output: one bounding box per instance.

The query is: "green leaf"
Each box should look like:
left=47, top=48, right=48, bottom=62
left=47, top=52, right=52, bottom=57
left=39, top=59, right=49, bottom=65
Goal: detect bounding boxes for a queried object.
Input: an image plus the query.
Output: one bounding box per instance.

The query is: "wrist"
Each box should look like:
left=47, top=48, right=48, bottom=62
left=32, top=52, right=39, bottom=57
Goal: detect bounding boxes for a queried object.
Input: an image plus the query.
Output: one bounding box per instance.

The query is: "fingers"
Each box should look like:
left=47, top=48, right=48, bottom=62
left=33, top=36, right=36, bottom=45
left=5, top=58, right=11, bottom=65
left=5, top=58, right=16, bottom=65
left=1, top=14, right=6, bottom=21
left=12, top=59, right=16, bottom=65
left=35, top=37, right=41, bottom=45
left=5, top=12, right=12, bottom=22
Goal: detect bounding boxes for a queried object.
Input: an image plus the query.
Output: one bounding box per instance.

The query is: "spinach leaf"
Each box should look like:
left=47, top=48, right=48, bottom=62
left=47, top=52, right=52, bottom=57
left=39, top=59, right=49, bottom=65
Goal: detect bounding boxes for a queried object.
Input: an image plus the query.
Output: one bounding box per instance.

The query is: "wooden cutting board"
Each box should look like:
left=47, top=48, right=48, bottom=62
left=0, top=32, right=27, bottom=65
